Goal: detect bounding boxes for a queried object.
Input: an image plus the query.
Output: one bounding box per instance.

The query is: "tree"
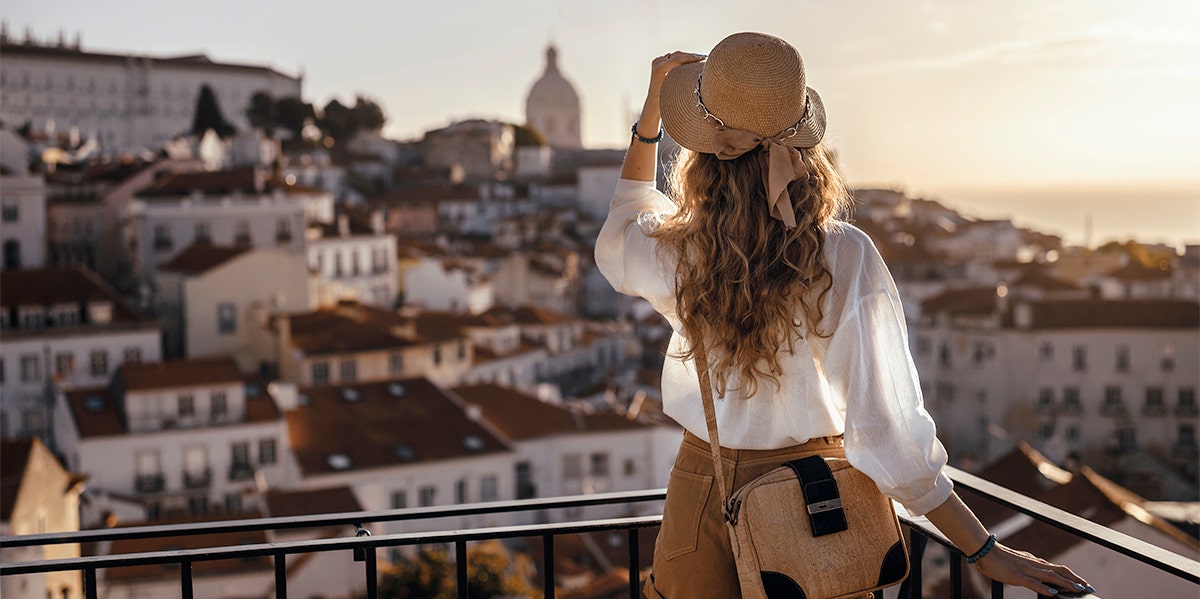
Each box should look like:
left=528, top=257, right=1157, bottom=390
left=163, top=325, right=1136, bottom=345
left=513, top=124, right=547, bottom=147
left=352, top=95, right=387, bottom=132
left=318, top=98, right=357, bottom=144
left=275, top=96, right=316, bottom=141
left=190, top=84, right=237, bottom=139
left=245, top=91, right=276, bottom=131
left=378, top=542, right=536, bottom=599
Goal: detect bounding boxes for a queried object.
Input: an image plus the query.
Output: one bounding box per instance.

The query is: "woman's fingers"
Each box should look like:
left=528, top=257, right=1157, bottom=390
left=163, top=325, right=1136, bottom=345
left=976, top=543, right=1093, bottom=596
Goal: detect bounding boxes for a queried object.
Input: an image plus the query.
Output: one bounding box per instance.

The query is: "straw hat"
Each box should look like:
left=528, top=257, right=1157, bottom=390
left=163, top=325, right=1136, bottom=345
left=660, top=32, right=826, bottom=154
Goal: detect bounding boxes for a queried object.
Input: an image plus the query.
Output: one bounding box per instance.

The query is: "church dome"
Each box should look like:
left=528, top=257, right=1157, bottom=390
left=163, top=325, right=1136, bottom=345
left=525, top=45, right=582, bottom=149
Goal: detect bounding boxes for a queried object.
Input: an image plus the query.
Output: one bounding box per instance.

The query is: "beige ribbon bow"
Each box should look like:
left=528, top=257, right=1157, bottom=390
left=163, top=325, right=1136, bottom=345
left=712, top=128, right=806, bottom=229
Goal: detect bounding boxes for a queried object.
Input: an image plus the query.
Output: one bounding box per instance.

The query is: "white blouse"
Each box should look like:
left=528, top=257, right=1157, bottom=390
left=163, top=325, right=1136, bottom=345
left=595, top=177, right=953, bottom=516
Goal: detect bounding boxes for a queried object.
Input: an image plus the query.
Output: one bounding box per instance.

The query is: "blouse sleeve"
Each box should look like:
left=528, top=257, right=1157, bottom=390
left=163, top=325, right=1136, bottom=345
left=594, top=178, right=678, bottom=311
left=821, top=227, right=953, bottom=516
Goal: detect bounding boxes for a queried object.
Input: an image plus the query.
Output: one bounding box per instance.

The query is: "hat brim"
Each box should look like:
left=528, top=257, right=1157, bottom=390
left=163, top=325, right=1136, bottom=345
left=659, top=61, right=826, bottom=154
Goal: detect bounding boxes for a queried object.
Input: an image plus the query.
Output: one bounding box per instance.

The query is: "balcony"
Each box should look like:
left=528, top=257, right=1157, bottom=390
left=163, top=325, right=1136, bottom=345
left=227, top=462, right=255, bottom=482
left=133, top=473, right=164, bottom=494
left=183, top=468, right=212, bottom=489
left=2, top=468, right=1197, bottom=599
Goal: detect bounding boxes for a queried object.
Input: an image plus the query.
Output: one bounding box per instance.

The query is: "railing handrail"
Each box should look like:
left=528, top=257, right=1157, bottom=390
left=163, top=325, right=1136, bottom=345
left=0, top=515, right=664, bottom=576
left=2, top=466, right=1195, bottom=585
left=0, top=488, right=666, bottom=548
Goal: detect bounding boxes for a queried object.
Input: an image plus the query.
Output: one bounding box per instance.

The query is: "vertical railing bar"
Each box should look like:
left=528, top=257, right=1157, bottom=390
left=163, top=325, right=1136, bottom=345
left=275, top=551, right=288, bottom=599
left=950, top=546, right=963, bottom=599
left=364, top=545, right=378, bottom=599
left=905, top=531, right=928, bottom=599
left=456, top=540, right=469, bottom=599
left=543, top=533, right=556, bottom=599
left=992, top=579, right=1005, bottom=599
left=181, top=560, right=194, bottom=599
left=85, top=568, right=98, bottom=599
left=628, top=528, right=640, bottom=598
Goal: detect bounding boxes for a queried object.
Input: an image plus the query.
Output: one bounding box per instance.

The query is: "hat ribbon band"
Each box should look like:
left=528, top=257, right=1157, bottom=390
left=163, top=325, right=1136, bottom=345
left=712, top=127, right=806, bottom=230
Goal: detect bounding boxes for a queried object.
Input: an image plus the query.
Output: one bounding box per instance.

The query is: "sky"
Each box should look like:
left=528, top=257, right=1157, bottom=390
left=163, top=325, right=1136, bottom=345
left=3, top=0, right=1198, bottom=246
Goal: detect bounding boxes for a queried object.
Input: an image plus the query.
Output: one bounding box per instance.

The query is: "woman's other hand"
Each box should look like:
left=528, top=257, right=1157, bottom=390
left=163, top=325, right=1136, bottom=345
left=975, top=542, right=1094, bottom=596
left=649, top=51, right=705, bottom=88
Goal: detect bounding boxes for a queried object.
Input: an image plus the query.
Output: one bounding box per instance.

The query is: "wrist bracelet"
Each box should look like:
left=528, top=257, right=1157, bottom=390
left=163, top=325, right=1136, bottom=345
left=966, top=534, right=997, bottom=564
left=631, top=121, right=664, bottom=144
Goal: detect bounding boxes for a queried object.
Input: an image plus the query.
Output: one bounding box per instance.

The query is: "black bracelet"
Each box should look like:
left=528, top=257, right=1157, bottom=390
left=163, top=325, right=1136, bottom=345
left=966, top=534, right=997, bottom=564
left=631, top=121, right=664, bottom=144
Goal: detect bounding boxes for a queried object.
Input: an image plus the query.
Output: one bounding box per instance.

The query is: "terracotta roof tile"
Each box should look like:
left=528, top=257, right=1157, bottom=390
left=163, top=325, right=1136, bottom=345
left=117, top=357, right=243, bottom=391
left=1026, top=300, right=1199, bottom=329
left=265, top=486, right=362, bottom=518
left=482, top=305, right=575, bottom=326
left=1010, top=271, right=1080, bottom=292
left=284, top=303, right=430, bottom=355
left=64, top=387, right=125, bottom=438
left=0, top=267, right=151, bottom=325
left=453, top=384, right=646, bottom=440
left=96, top=513, right=271, bottom=583
left=158, top=244, right=251, bottom=275
left=287, top=378, right=510, bottom=476
left=920, top=287, right=999, bottom=316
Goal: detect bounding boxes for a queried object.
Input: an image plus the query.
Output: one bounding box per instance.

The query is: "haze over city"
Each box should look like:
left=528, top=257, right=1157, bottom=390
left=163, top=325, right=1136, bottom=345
left=3, top=0, right=1197, bottom=246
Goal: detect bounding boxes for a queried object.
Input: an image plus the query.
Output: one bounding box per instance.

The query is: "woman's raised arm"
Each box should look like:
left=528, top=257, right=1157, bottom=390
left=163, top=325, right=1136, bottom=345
left=619, top=52, right=705, bottom=182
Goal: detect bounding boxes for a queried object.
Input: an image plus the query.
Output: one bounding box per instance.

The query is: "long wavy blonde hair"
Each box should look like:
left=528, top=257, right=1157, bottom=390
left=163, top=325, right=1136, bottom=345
left=652, top=144, right=852, bottom=397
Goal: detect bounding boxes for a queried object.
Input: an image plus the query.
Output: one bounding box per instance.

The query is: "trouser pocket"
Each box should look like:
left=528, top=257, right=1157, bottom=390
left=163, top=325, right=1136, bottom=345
left=659, top=468, right=714, bottom=560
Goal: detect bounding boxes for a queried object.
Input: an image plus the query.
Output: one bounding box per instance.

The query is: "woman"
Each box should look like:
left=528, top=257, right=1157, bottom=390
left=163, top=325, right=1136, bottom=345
left=595, top=32, right=1094, bottom=598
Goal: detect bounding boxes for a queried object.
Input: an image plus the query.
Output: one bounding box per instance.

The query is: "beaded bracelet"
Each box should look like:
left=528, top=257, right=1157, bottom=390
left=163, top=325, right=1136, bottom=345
left=631, top=121, right=664, bottom=144
left=966, top=534, right=998, bottom=564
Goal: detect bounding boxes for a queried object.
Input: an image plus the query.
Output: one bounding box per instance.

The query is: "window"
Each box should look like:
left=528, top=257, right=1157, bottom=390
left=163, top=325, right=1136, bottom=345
left=232, top=442, right=250, bottom=466
left=624, top=458, right=637, bottom=477
left=433, top=346, right=442, bottom=366
left=276, top=218, right=292, bottom=243
left=211, top=392, right=228, bottom=419
left=225, top=493, right=243, bottom=514
left=1, top=199, right=17, bottom=222
left=972, top=342, right=988, bottom=365
left=123, top=347, right=142, bottom=364
left=178, top=394, right=195, bottom=419
left=1072, top=346, right=1087, bottom=372
left=455, top=479, right=468, bottom=504
left=1178, top=424, right=1198, bottom=449
left=1116, top=427, right=1137, bottom=452
left=937, top=342, right=951, bottom=367
left=194, top=222, right=211, bottom=243
left=590, top=453, right=610, bottom=477
left=1066, top=424, right=1080, bottom=442
left=935, top=382, right=955, bottom=404
left=54, top=352, right=75, bottom=378
left=418, top=486, right=437, bottom=507
left=389, top=352, right=403, bottom=376
left=259, top=439, right=277, bottom=465
left=516, top=461, right=535, bottom=499
left=457, top=340, right=466, bottom=361
left=217, top=302, right=237, bottom=334
left=1038, top=342, right=1054, bottom=361
left=0, top=358, right=4, bottom=384
left=1179, top=388, right=1198, bottom=416
left=153, top=224, right=172, bottom=251
left=89, top=350, right=108, bottom=377
left=1102, top=386, right=1125, bottom=416
left=188, top=495, right=208, bottom=517
left=1062, top=387, right=1082, bottom=414
left=481, top=475, right=498, bottom=502
left=351, top=251, right=360, bottom=276
left=1038, top=422, right=1054, bottom=439
left=391, top=491, right=408, bottom=510
left=136, top=450, right=161, bottom=476
left=339, top=359, right=357, bottom=382
left=20, top=354, right=40, bottom=382
left=334, top=251, right=343, bottom=277
left=1036, top=388, right=1054, bottom=414
left=1115, top=345, right=1130, bottom=373
left=1161, top=344, right=1176, bottom=372
left=234, top=220, right=252, bottom=246
left=311, top=361, right=330, bottom=384
left=916, top=336, right=931, bottom=356
left=563, top=454, right=583, bottom=480
left=1144, top=387, right=1166, bottom=416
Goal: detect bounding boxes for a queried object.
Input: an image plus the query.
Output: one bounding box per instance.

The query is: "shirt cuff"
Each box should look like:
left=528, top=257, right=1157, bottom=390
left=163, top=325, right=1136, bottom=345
left=899, top=471, right=954, bottom=516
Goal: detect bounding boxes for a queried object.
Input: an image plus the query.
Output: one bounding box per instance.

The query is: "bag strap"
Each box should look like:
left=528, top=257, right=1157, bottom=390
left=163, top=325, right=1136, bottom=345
left=694, top=345, right=735, bottom=515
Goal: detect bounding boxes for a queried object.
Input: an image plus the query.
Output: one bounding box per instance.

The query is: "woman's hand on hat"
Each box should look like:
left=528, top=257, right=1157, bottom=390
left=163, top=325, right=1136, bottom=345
left=650, top=51, right=705, bottom=87
left=974, top=542, right=1094, bottom=596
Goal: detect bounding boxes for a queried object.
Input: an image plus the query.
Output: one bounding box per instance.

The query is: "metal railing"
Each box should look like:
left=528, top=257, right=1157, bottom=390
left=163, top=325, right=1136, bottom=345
left=3, top=467, right=1197, bottom=599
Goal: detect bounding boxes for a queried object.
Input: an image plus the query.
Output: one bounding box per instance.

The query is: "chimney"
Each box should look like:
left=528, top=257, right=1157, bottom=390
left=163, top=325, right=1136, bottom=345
left=337, top=214, right=349, bottom=237
left=371, top=210, right=384, bottom=235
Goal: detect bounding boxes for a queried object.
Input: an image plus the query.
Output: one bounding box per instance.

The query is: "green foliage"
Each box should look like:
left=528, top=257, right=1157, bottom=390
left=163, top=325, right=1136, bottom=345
left=244, top=92, right=316, bottom=140
left=190, top=84, right=237, bottom=139
left=317, top=95, right=388, bottom=145
left=378, top=541, right=537, bottom=599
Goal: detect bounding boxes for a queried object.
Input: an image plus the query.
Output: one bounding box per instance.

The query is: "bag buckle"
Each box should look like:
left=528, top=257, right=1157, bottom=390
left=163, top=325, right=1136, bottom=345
left=807, top=498, right=843, bottom=514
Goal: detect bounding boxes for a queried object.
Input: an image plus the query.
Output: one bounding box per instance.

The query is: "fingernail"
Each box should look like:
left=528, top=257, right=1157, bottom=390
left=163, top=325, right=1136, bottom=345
left=1084, top=585, right=1097, bottom=594
left=1074, top=583, right=1085, bottom=591
left=1046, top=590, right=1058, bottom=596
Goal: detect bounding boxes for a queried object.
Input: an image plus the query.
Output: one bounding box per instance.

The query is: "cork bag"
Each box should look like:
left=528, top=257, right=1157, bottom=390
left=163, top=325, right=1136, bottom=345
left=695, top=347, right=909, bottom=599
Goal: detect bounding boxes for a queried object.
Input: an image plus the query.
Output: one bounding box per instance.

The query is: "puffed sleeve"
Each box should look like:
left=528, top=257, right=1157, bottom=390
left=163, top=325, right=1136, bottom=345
left=594, top=178, right=678, bottom=311
left=820, top=227, right=953, bottom=516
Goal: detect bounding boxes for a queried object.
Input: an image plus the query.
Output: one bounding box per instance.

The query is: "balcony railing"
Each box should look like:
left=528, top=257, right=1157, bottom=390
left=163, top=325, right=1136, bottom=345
left=183, top=468, right=212, bottom=489
left=133, top=473, right=164, bottom=494
left=3, top=467, right=1197, bottom=599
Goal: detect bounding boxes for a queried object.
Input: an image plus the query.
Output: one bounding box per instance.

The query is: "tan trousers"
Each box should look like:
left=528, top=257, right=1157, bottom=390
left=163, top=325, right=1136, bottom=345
left=643, top=431, right=848, bottom=599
